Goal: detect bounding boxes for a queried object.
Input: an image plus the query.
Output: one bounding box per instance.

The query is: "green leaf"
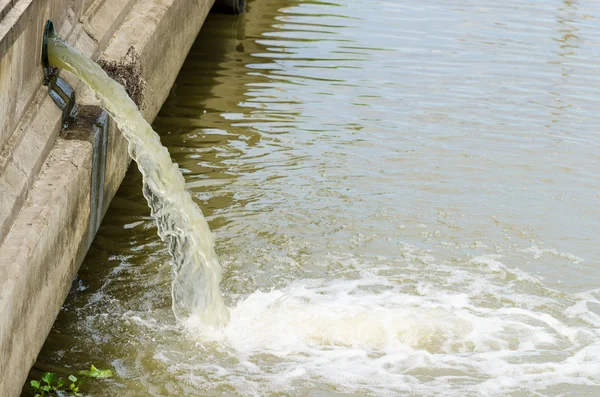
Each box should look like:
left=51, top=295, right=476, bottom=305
left=78, top=364, right=113, bottom=378
left=56, top=378, right=65, bottom=388
left=68, top=375, right=77, bottom=382
left=41, top=385, right=51, bottom=392
left=30, top=380, right=40, bottom=388
left=42, top=372, right=56, bottom=384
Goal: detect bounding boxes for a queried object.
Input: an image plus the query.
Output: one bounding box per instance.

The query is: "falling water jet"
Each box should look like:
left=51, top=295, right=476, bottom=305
left=43, top=21, right=230, bottom=327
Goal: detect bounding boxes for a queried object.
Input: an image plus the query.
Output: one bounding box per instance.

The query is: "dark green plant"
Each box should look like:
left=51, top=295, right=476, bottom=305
left=30, top=372, right=76, bottom=396
left=29, top=364, right=111, bottom=397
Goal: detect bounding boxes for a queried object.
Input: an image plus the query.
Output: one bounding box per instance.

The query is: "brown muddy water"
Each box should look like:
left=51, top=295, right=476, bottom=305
left=27, top=0, right=600, bottom=396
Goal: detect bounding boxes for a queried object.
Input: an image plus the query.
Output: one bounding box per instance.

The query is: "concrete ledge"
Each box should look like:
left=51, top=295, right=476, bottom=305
left=0, top=89, right=63, bottom=247
left=0, top=0, right=215, bottom=395
left=0, top=138, right=93, bottom=397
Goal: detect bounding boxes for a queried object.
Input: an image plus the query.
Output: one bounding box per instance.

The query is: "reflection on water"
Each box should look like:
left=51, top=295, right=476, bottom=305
left=29, top=0, right=600, bottom=396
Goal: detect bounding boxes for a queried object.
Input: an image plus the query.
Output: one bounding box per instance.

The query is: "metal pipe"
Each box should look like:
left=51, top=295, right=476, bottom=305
left=41, top=20, right=75, bottom=127
left=42, top=20, right=57, bottom=84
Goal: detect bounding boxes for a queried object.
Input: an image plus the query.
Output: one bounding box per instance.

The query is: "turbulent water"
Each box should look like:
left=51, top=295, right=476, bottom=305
left=31, top=0, right=600, bottom=396
left=48, top=35, right=229, bottom=325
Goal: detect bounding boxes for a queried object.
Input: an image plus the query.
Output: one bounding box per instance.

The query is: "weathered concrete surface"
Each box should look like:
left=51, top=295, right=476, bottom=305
left=0, top=0, right=215, bottom=396
left=0, top=0, right=95, bottom=247
left=0, top=139, right=93, bottom=397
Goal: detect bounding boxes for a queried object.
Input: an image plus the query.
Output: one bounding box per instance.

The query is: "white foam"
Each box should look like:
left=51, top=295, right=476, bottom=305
left=173, top=257, right=600, bottom=396
left=522, top=245, right=585, bottom=264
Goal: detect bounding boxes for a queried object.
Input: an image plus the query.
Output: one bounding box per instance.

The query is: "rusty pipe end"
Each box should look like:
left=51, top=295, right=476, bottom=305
left=42, top=20, right=57, bottom=85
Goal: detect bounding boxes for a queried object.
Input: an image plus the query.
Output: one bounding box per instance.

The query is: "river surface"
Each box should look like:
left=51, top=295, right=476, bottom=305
left=31, top=0, right=600, bottom=396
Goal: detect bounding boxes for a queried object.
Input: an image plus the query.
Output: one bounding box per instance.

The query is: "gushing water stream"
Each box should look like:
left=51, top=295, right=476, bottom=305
left=48, top=34, right=230, bottom=327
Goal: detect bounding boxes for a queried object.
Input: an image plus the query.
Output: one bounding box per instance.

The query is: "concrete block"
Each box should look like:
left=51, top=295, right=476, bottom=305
left=0, top=138, right=93, bottom=397
left=0, top=163, right=24, bottom=244
left=0, top=93, right=62, bottom=247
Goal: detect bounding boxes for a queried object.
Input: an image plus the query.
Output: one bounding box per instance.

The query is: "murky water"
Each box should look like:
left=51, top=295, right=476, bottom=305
left=30, top=0, right=600, bottom=396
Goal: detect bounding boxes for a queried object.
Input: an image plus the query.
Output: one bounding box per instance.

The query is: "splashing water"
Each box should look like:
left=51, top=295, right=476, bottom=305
left=48, top=34, right=230, bottom=326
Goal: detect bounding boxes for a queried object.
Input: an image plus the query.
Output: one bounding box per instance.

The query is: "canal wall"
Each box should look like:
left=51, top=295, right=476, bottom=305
left=0, top=0, right=220, bottom=395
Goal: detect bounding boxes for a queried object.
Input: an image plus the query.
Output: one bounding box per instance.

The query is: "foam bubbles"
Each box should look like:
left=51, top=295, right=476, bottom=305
left=173, top=254, right=600, bottom=396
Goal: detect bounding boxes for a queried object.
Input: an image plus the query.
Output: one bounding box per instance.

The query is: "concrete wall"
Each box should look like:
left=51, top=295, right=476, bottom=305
left=0, top=0, right=214, bottom=396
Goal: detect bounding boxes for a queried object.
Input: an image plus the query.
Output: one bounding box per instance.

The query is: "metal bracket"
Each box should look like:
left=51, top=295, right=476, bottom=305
left=42, top=20, right=75, bottom=127
left=88, top=111, right=109, bottom=244
left=47, top=76, right=75, bottom=127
